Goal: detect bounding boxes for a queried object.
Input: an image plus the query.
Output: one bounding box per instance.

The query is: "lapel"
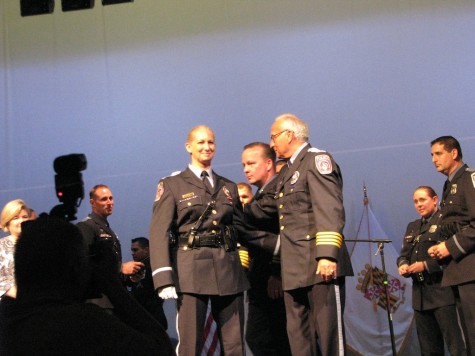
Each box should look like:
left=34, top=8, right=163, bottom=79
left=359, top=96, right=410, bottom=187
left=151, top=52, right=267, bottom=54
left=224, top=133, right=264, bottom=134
left=442, top=164, right=467, bottom=201
left=183, top=167, right=225, bottom=196
left=420, top=210, right=441, bottom=234
left=213, top=172, right=225, bottom=196
left=253, top=174, right=277, bottom=200
left=181, top=167, right=206, bottom=191
left=277, top=144, right=310, bottom=192
left=90, top=213, right=116, bottom=238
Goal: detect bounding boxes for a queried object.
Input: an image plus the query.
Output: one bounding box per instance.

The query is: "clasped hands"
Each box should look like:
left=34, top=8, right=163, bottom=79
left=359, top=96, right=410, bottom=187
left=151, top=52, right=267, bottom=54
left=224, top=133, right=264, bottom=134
left=428, top=241, right=450, bottom=260
left=398, top=261, right=424, bottom=277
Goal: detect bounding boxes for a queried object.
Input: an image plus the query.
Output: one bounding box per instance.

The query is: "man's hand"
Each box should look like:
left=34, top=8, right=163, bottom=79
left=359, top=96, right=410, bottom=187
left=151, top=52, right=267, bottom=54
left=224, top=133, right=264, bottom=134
left=398, top=264, right=410, bottom=277
left=407, top=261, right=425, bottom=274
left=267, top=275, right=283, bottom=299
left=428, top=242, right=451, bottom=260
left=316, top=258, right=337, bottom=282
left=158, top=286, right=178, bottom=300
left=121, top=261, right=145, bottom=275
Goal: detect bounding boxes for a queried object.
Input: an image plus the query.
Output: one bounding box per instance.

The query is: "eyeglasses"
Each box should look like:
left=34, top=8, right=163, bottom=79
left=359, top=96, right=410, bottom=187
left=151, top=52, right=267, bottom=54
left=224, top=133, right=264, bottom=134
left=270, top=130, right=290, bottom=142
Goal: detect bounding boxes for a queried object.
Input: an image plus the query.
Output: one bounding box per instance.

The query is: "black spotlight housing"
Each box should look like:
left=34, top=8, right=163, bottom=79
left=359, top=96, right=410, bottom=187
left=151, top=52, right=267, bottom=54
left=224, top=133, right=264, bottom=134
left=20, top=0, right=54, bottom=17
left=61, top=0, right=94, bottom=11
left=50, top=154, right=87, bottom=221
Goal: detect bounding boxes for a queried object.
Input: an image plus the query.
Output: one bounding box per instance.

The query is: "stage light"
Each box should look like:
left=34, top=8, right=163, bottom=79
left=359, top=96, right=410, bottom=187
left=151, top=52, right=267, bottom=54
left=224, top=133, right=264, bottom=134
left=61, top=0, right=94, bottom=12
left=20, top=0, right=54, bottom=17
left=102, top=0, right=133, bottom=4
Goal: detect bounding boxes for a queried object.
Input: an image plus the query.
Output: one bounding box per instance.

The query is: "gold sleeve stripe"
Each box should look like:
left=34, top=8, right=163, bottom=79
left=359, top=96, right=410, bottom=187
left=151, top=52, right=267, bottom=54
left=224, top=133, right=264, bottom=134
left=238, top=250, right=250, bottom=269
left=315, top=232, right=343, bottom=248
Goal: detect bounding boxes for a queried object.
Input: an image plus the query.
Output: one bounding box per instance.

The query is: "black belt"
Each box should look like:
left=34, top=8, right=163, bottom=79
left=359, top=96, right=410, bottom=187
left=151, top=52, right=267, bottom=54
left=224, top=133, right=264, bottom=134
left=178, top=232, right=224, bottom=248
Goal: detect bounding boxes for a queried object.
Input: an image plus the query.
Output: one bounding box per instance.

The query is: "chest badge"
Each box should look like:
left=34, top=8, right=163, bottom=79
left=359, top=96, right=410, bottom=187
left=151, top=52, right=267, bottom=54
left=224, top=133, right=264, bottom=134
left=429, top=225, right=437, bottom=233
left=450, top=184, right=457, bottom=195
left=290, top=171, right=300, bottom=185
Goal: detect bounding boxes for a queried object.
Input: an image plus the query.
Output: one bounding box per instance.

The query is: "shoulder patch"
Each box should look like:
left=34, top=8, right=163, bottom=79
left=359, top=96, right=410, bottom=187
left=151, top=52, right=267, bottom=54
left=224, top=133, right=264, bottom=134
left=315, top=154, right=333, bottom=175
left=308, top=147, right=326, bottom=153
left=155, top=181, right=165, bottom=201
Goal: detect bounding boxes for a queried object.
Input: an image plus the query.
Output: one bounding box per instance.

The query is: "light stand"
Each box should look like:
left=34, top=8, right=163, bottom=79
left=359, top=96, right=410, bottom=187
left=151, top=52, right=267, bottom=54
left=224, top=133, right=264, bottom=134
left=346, top=239, right=397, bottom=356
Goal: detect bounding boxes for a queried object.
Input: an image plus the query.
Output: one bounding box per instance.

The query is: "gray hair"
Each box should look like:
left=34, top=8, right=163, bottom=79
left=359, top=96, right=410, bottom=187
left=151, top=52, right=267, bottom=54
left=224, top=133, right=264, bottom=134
left=274, top=113, right=309, bottom=142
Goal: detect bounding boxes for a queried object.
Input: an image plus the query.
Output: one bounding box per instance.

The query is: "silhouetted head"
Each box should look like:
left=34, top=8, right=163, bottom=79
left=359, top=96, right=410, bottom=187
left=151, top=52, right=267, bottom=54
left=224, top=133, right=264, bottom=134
left=15, top=216, right=89, bottom=301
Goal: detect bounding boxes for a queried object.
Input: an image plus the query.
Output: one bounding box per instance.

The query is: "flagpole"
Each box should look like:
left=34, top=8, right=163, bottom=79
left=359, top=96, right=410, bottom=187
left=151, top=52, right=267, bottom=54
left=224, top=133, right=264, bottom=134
left=345, top=184, right=397, bottom=356
left=345, top=238, right=397, bottom=356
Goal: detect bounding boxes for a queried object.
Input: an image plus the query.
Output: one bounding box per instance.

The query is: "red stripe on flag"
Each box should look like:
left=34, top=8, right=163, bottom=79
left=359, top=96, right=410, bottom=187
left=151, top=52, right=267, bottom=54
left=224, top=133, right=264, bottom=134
left=201, top=302, right=220, bottom=356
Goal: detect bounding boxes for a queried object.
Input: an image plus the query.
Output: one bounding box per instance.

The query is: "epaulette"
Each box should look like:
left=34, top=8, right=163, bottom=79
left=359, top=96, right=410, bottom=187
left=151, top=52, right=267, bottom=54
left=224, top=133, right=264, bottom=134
left=161, top=170, right=181, bottom=180
left=465, top=167, right=474, bottom=173
left=308, top=147, right=326, bottom=153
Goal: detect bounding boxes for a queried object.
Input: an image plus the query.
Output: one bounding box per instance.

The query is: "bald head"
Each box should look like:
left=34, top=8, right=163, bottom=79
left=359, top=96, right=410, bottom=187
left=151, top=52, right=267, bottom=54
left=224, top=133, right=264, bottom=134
left=185, top=125, right=216, bottom=169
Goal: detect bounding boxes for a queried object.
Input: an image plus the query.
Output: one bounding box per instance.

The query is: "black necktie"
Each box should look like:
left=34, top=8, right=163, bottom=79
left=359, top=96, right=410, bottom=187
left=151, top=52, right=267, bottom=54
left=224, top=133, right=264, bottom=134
left=201, top=171, right=213, bottom=193
left=421, top=217, right=428, bottom=228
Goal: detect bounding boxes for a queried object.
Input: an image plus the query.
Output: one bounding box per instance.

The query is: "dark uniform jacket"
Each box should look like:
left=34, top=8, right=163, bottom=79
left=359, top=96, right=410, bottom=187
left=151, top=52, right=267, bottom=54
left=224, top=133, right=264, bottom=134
left=149, top=168, right=275, bottom=296
left=440, top=164, right=475, bottom=286
left=397, top=212, right=455, bottom=311
left=275, top=144, right=353, bottom=291
left=124, top=257, right=168, bottom=330
left=76, top=213, right=122, bottom=299
left=244, top=175, right=281, bottom=301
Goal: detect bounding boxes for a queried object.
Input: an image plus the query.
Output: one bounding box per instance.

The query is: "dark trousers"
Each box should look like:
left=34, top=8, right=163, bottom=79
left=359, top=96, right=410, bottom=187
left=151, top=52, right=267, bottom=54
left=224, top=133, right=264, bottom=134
left=283, top=278, right=346, bottom=356
left=456, top=282, right=475, bottom=356
left=414, top=304, right=466, bottom=356
left=176, top=292, right=245, bottom=356
left=245, top=294, right=291, bottom=356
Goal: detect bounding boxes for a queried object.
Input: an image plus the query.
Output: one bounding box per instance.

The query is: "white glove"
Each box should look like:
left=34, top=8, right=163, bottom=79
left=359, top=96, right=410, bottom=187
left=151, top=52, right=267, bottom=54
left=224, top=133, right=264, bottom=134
left=158, top=286, right=178, bottom=299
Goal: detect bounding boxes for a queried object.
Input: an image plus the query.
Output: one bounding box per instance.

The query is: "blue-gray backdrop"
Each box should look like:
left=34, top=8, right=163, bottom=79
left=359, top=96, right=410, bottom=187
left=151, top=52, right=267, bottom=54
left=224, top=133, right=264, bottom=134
left=1, top=0, right=474, bottom=347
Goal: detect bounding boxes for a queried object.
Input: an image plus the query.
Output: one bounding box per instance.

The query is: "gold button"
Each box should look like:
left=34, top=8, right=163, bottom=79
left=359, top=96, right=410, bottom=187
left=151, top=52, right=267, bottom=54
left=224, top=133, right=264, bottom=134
left=280, top=226, right=285, bottom=230
left=212, top=221, right=218, bottom=226
left=212, top=210, right=217, bottom=215
left=211, top=230, right=216, bottom=234
left=183, top=246, right=188, bottom=251
left=187, top=202, right=191, bottom=206
left=279, top=192, right=283, bottom=197
left=280, top=215, right=283, bottom=220
left=279, top=204, right=283, bottom=209
left=306, top=235, right=310, bottom=239
left=290, top=189, right=293, bottom=192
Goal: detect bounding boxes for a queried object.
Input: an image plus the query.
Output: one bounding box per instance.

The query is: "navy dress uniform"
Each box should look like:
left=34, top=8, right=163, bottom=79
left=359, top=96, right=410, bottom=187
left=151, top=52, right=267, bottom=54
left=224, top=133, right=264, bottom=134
left=149, top=167, right=275, bottom=356
left=275, top=144, right=353, bottom=356
left=438, top=164, right=475, bottom=353
left=397, top=212, right=466, bottom=356
left=77, top=212, right=122, bottom=307
left=243, top=175, right=291, bottom=356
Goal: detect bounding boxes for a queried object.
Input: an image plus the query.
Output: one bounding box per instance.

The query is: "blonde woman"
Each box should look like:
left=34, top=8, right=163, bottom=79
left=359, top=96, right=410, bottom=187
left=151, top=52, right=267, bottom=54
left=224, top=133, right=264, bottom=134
left=0, top=199, right=31, bottom=299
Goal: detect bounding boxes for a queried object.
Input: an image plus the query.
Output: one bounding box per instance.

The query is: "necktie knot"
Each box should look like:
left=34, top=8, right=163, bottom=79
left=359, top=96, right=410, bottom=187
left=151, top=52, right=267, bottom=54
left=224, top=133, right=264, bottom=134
left=201, top=171, right=213, bottom=192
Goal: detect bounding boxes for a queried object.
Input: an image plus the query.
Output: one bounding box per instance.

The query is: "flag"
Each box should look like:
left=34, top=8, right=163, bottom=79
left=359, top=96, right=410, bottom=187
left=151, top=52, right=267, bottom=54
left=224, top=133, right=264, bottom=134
left=345, top=186, right=414, bottom=356
left=201, top=300, right=221, bottom=356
